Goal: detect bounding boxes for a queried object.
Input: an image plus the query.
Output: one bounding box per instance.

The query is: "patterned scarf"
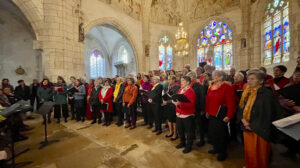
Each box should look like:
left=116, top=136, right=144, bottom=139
left=239, top=86, right=261, bottom=121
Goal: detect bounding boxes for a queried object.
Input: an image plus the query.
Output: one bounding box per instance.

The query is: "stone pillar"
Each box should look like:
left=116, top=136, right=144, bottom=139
left=240, top=0, right=251, bottom=70
left=42, top=0, right=84, bottom=82
left=141, top=0, right=152, bottom=72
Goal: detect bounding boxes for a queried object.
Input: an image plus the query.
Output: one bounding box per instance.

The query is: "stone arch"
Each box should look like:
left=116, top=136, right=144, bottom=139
left=84, top=17, right=139, bottom=73
left=11, top=0, right=43, bottom=40
left=191, top=16, right=237, bottom=69
left=252, top=0, right=297, bottom=68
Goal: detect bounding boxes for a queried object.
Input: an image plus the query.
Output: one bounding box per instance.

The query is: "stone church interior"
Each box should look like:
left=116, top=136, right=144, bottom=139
left=0, top=0, right=300, bottom=167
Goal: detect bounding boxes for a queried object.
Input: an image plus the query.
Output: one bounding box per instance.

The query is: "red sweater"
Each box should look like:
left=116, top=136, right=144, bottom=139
left=205, top=83, right=236, bottom=119
left=274, top=77, right=290, bottom=89
left=98, top=87, right=113, bottom=113
left=176, top=87, right=196, bottom=116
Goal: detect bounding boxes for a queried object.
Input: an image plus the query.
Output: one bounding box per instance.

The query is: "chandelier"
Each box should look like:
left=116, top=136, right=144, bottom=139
left=175, top=22, right=189, bottom=57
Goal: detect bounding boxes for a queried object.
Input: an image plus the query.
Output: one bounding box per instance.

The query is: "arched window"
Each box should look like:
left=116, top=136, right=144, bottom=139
left=197, top=21, right=233, bottom=70
left=117, top=45, right=128, bottom=64
left=158, top=35, right=173, bottom=70
left=90, top=49, right=105, bottom=78
left=264, top=0, right=290, bottom=65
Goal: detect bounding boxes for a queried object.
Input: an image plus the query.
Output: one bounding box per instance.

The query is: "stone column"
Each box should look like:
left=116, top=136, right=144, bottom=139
left=141, top=0, right=152, bottom=72
left=240, top=0, right=252, bottom=70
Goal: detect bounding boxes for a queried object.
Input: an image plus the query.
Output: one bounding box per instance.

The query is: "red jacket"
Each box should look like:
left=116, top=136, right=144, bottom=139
left=176, top=87, right=196, bottom=116
left=275, top=77, right=290, bottom=89
left=205, top=83, right=236, bottom=119
left=98, top=87, right=113, bottom=113
left=123, top=84, right=138, bottom=105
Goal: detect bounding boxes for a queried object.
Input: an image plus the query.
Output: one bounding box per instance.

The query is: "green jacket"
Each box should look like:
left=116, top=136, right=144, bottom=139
left=53, top=84, right=68, bottom=105
left=37, top=87, right=53, bottom=102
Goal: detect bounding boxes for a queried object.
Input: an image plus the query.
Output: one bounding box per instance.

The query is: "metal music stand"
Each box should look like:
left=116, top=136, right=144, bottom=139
left=35, top=101, right=59, bottom=149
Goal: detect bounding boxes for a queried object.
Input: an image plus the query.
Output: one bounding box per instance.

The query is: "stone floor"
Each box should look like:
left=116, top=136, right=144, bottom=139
left=13, top=114, right=299, bottom=168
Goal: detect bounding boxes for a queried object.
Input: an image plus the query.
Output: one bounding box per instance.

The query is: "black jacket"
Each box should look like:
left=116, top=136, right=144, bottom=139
left=191, top=82, right=205, bottom=114
left=149, top=84, right=163, bottom=104
left=14, top=85, right=31, bottom=100
left=89, top=86, right=101, bottom=106
left=238, top=87, right=283, bottom=141
left=114, top=84, right=126, bottom=103
left=166, top=84, right=180, bottom=104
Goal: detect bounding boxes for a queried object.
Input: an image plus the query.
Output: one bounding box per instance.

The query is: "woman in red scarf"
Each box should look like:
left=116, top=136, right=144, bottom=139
left=86, top=79, right=94, bottom=120
left=99, top=79, right=113, bottom=126
left=205, top=70, right=236, bottom=161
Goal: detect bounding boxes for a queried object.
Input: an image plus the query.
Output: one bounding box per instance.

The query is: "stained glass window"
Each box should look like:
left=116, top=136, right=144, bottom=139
left=90, top=49, right=105, bottom=78
left=264, top=0, right=289, bottom=65
left=197, top=21, right=233, bottom=70
left=118, top=46, right=128, bottom=64
left=158, top=35, right=173, bottom=70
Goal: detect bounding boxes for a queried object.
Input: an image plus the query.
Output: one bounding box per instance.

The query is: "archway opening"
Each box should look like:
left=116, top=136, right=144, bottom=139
left=84, top=24, right=137, bottom=79
left=0, top=0, right=42, bottom=86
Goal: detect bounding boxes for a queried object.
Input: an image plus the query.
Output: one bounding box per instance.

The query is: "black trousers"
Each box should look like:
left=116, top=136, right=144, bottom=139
left=68, top=99, right=75, bottom=118
left=141, top=102, right=149, bottom=124
left=151, top=103, right=162, bottom=130
left=115, top=103, right=123, bottom=125
left=54, top=104, right=68, bottom=119
left=124, top=103, right=137, bottom=126
left=177, top=116, right=195, bottom=147
left=208, top=116, right=229, bottom=155
left=30, top=94, right=37, bottom=107
left=104, top=112, right=112, bottom=123
left=195, top=113, right=208, bottom=142
left=74, top=99, right=85, bottom=120
left=92, top=105, right=102, bottom=121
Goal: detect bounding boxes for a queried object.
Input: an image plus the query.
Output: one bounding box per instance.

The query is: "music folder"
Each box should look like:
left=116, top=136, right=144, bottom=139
left=100, top=103, right=109, bottom=111
left=273, top=113, right=300, bottom=141
left=67, top=87, right=78, bottom=95
left=171, top=94, right=190, bottom=103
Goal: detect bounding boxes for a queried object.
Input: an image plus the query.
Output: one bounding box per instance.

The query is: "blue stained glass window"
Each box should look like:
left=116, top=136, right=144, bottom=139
left=264, top=0, right=290, bottom=65
left=90, top=49, right=105, bottom=78
left=158, top=35, right=173, bottom=70
left=197, top=20, right=233, bottom=70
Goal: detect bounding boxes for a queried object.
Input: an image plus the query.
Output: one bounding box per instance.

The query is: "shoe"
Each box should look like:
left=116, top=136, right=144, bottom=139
left=56, top=119, right=60, bottom=123
left=156, top=130, right=162, bottom=135
left=20, top=125, right=33, bottom=132
left=147, top=125, right=153, bottom=129
left=196, top=141, right=205, bottom=147
left=217, top=153, right=227, bottom=161
left=208, top=149, right=217, bottom=154
left=130, top=125, right=136, bottom=130
left=76, top=119, right=80, bottom=122
left=91, top=120, right=96, bottom=124
left=14, top=134, right=28, bottom=142
left=64, top=118, right=68, bottom=123
left=71, top=117, right=75, bottom=120
left=98, top=120, right=102, bottom=124
left=26, top=116, right=35, bottom=120
left=106, top=122, right=111, bottom=126
left=152, top=129, right=158, bottom=132
left=165, top=133, right=173, bottom=138
left=81, top=118, right=85, bottom=122
left=141, top=123, right=148, bottom=126
left=176, top=143, right=186, bottom=149
left=183, top=147, right=192, bottom=154
left=125, top=124, right=131, bottom=128
left=170, top=136, right=178, bottom=141
left=102, top=123, right=107, bottom=126
left=280, top=151, right=297, bottom=160
left=48, top=119, right=51, bottom=124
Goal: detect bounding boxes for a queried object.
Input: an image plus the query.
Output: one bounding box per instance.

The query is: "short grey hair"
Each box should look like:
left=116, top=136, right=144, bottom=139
left=212, top=70, right=227, bottom=81
left=187, top=71, right=197, bottom=79
left=235, top=72, right=244, bottom=79
left=152, top=76, right=160, bottom=82
left=247, top=69, right=266, bottom=82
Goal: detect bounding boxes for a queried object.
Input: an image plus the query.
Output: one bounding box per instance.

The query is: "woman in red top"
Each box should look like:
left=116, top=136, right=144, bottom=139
left=172, top=76, right=196, bottom=154
left=99, top=79, right=114, bottom=126
left=86, top=79, right=94, bottom=120
left=205, top=70, right=236, bottom=161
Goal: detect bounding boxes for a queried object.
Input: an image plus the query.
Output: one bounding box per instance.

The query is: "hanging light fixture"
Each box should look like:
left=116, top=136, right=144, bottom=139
left=175, top=22, right=189, bottom=57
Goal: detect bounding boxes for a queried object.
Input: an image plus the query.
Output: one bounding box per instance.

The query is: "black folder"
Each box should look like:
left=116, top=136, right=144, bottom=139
left=162, top=93, right=171, bottom=101
left=100, top=103, right=109, bottom=111
left=278, top=84, right=300, bottom=106
left=171, top=94, right=190, bottom=103
left=67, top=87, right=78, bottom=95
left=216, top=106, right=227, bottom=120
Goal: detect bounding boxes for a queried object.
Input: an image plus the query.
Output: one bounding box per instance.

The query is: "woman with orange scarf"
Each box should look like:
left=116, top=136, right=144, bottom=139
left=239, top=69, right=279, bottom=168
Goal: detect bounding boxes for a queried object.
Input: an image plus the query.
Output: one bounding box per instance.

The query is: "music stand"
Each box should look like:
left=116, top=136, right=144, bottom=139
left=35, top=101, right=59, bottom=149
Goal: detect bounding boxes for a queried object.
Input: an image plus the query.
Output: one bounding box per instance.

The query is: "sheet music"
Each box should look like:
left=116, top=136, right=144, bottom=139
left=272, top=113, right=300, bottom=128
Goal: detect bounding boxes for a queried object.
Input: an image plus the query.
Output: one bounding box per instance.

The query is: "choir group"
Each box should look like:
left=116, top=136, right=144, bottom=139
left=0, top=56, right=300, bottom=168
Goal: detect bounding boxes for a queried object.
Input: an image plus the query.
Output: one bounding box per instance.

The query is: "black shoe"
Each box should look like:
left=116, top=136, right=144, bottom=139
left=147, top=125, right=153, bottom=129
left=71, top=117, right=75, bottom=120
left=26, top=116, right=35, bottom=120
left=56, top=119, right=60, bottom=123
left=64, top=118, right=68, bottom=123
left=170, top=136, right=178, bottom=141
left=196, top=141, right=205, bottom=147
left=98, top=120, right=102, bottom=124
left=48, top=119, right=51, bottom=124
left=152, top=129, right=158, bottom=132
left=183, top=147, right=192, bottom=154
left=91, top=120, right=96, bottom=124
left=141, top=123, right=148, bottom=126
left=81, top=118, right=85, bottom=122
left=217, top=153, right=227, bottom=161
left=176, top=143, right=186, bottom=149
left=208, top=149, right=217, bottom=154
left=280, top=151, right=297, bottom=160
left=76, top=118, right=80, bottom=122
left=156, top=130, right=162, bottom=135
left=165, top=133, right=173, bottom=138
left=14, top=134, right=28, bottom=142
